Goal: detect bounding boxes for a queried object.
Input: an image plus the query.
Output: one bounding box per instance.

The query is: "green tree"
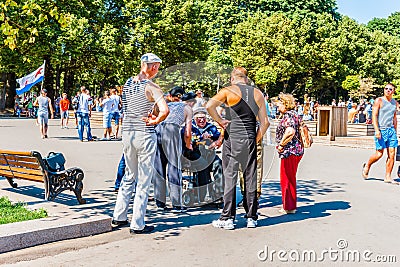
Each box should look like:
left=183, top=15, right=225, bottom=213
left=341, top=75, right=360, bottom=98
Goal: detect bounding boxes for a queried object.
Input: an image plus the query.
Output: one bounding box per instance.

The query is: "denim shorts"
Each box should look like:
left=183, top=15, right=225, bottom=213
left=103, top=113, right=112, bottom=128
left=374, top=127, right=398, bottom=150
left=37, top=112, right=48, bottom=125
left=112, top=111, right=120, bottom=125
left=61, top=110, right=69, bottom=119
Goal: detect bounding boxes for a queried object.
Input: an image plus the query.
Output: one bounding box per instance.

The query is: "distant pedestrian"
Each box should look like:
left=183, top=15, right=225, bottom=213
left=33, top=89, right=54, bottom=139
left=76, top=86, right=93, bottom=142
left=110, top=88, right=122, bottom=139
left=362, top=83, right=399, bottom=184
left=193, top=89, right=206, bottom=109
left=59, top=93, right=70, bottom=128
left=72, top=92, right=80, bottom=129
left=100, top=90, right=114, bottom=140
left=112, top=53, right=169, bottom=234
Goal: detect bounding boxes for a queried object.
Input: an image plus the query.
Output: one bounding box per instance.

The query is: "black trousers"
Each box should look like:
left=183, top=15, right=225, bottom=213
left=220, top=137, right=258, bottom=220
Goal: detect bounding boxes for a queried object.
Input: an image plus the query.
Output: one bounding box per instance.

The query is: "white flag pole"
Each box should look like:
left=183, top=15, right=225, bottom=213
left=40, top=60, right=46, bottom=90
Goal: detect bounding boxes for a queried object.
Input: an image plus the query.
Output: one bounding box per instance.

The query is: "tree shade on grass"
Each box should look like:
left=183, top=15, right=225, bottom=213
left=0, top=197, right=47, bottom=225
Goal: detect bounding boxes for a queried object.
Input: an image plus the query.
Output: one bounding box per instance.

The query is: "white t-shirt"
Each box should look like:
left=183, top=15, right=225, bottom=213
left=77, top=93, right=91, bottom=114
left=101, top=98, right=114, bottom=114
left=193, top=97, right=205, bottom=109
left=110, top=95, right=121, bottom=113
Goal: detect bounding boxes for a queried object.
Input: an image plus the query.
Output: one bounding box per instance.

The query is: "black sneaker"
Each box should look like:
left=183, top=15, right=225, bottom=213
left=172, top=206, right=187, bottom=213
left=111, top=220, right=129, bottom=228
left=130, top=225, right=154, bottom=234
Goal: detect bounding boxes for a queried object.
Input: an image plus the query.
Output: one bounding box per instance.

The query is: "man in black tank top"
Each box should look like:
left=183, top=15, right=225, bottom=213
left=207, top=67, right=269, bottom=229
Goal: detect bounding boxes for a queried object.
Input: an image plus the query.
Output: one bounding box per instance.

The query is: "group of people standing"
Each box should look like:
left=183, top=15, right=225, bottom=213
left=111, top=53, right=307, bottom=234
left=31, top=85, right=123, bottom=142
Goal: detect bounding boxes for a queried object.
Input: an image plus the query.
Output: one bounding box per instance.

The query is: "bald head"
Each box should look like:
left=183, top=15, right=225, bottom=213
left=231, top=66, right=248, bottom=84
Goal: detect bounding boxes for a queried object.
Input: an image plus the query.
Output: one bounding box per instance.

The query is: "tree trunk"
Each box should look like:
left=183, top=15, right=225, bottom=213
left=64, top=66, right=75, bottom=97
left=43, top=56, right=54, bottom=101
left=5, top=73, right=17, bottom=109
left=55, top=65, right=61, bottom=96
left=0, top=73, right=7, bottom=111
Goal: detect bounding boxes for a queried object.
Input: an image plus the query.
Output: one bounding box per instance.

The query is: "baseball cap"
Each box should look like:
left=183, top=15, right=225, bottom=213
left=181, top=91, right=196, bottom=101
left=193, top=107, right=207, bottom=118
left=41, top=89, right=47, bottom=93
left=169, top=86, right=185, bottom=97
left=140, top=53, right=162, bottom=64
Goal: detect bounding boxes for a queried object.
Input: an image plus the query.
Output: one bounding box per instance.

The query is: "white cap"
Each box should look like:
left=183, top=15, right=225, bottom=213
left=193, top=107, right=207, bottom=118
left=140, top=53, right=162, bottom=63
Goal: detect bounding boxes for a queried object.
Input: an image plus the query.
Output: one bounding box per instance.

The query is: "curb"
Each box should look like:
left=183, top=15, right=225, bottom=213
left=0, top=215, right=112, bottom=253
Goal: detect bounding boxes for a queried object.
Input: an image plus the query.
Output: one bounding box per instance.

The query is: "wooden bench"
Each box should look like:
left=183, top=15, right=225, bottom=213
left=0, top=150, right=86, bottom=204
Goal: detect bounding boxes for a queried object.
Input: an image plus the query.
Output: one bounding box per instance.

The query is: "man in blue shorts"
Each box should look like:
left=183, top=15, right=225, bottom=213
left=362, top=83, right=399, bottom=183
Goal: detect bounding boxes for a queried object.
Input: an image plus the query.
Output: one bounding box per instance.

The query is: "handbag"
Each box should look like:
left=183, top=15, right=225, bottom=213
left=44, top=152, right=66, bottom=172
left=299, top=122, right=313, bottom=148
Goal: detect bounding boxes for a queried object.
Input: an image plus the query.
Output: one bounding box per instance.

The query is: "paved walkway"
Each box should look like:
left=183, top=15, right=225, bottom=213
left=0, top=118, right=399, bottom=266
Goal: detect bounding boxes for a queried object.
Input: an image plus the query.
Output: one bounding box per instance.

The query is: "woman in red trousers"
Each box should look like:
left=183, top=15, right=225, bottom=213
left=274, top=93, right=304, bottom=214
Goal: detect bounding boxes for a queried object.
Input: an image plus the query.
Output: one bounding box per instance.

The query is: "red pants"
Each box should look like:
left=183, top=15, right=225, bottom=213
left=280, top=155, right=302, bottom=210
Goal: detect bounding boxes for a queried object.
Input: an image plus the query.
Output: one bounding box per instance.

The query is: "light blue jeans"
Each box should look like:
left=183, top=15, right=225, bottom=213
left=77, top=112, right=92, bottom=141
left=113, top=130, right=156, bottom=231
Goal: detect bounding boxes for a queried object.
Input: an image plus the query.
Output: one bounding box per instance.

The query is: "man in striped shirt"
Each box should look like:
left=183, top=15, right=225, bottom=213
left=112, top=53, right=169, bottom=234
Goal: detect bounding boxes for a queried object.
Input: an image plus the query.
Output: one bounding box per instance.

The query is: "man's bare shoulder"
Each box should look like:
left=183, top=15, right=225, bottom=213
left=145, top=80, right=161, bottom=91
left=253, top=87, right=264, bottom=98
left=374, top=97, right=383, bottom=106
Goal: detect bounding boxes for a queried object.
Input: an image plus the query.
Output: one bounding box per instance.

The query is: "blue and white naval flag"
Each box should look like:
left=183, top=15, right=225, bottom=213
left=16, top=61, right=45, bottom=95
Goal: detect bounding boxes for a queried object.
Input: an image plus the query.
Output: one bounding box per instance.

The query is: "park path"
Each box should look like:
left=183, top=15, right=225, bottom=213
left=0, top=118, right=399, bottom=266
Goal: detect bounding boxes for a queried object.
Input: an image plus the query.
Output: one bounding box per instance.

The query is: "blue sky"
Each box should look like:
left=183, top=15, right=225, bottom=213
left=336, top=0, right=400, bottom=24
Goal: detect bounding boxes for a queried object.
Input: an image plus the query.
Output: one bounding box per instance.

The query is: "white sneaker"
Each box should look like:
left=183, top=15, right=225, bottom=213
left=247, top=218, right=257, bottom=228
left=212, top=219, right=234, bottom=230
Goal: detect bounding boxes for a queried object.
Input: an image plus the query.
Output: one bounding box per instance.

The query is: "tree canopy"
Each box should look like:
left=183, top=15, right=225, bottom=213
left=1, top=0, right=400, bottom=109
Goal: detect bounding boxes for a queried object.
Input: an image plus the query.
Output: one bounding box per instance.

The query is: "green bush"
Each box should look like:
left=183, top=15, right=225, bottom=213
left=0, top=197, right=47, bottom=225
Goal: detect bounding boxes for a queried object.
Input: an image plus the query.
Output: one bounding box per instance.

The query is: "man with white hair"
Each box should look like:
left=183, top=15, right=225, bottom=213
left=112, top=53, right=169, bottom=234
left=181, top=107, right=224, bottom=203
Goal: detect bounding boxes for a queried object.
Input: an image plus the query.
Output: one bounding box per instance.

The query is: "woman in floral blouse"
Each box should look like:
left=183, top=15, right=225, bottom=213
left=274, top=93, right=304, bottom=214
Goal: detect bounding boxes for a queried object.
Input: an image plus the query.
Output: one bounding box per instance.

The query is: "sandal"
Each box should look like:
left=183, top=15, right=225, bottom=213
left=362, top=163, right=369, bottom=179
left=384, top=180, right=399, bottom=185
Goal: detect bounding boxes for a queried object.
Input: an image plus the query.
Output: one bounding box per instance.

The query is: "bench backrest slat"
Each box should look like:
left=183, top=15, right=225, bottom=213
left=0, top=158, right=41, bottom=169
left=1, top=155, right=38, bottom=163
left=0, top=150, right=46, bottom=183
left=0, top=150, right=32, bottom=156
left=0, top=169, right=44, bottom=182
left=0, top=165, right=44, bottom=177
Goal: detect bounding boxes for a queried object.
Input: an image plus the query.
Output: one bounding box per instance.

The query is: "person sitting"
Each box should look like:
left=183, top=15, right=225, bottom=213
left=181, top=107, right=224, bottom=203
left=348, top=103, right=358, bottom=123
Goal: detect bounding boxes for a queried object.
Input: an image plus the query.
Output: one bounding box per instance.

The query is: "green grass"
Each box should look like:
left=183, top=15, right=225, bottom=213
left=0, top=197, right=47, bottom=225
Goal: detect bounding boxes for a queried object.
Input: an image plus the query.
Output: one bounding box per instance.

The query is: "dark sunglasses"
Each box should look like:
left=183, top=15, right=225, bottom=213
left=385, top=87, right=394, bottom=91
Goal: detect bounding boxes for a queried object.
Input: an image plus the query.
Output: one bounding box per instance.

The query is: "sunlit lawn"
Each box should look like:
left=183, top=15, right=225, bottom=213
left=0, top=197, right=47, bottom=225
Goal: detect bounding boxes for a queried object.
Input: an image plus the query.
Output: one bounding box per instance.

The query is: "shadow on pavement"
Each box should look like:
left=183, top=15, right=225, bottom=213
left=258, top=201, right=351, bottom=227
left=1, top=177, right=348, bottom=239
left=259, top=179, right=346, bottom=208
left=2, top=185, right=83, bottom=206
